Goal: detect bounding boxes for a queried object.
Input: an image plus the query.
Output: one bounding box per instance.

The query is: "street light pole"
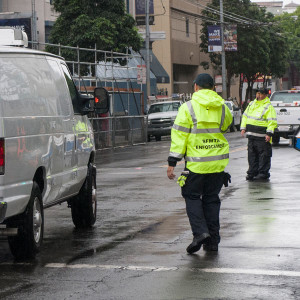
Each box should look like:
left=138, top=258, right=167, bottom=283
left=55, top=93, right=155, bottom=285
left=31, top=0, right=37, bottom=48
left=145, top=0, right=151, bottom=102
left=220, top=0, right=227, bottom=99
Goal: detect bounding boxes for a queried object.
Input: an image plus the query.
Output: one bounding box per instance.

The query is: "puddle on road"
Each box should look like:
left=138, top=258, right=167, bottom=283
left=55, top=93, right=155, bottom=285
left=66, top=220, right=165, bottom=264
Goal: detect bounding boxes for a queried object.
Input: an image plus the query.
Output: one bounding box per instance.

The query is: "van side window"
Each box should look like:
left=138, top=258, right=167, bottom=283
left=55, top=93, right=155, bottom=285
left=47, top=59, right=72, bottom=116
left=0, top=56, right=58, bottom=117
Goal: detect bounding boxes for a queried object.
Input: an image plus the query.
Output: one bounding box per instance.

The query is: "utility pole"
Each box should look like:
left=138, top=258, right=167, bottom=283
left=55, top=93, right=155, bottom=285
left=145, top=0, right=151, bottom=102
left=31, top=0, right=37, bottom=48
left=220, top=0, right=227, bottom=99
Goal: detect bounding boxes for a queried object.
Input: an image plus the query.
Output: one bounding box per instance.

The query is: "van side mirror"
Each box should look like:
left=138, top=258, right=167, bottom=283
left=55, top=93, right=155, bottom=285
left=76, top=93, right=95, bottom=115
left=94, top=87, right=109, bottom=114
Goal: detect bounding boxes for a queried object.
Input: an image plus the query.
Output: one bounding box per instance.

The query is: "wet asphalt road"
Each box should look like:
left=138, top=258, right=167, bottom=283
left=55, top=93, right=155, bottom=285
left=0, top=132, right=300, bottom=299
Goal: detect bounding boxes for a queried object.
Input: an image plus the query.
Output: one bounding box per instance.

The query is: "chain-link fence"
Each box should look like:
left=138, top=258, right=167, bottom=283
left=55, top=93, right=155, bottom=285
left=91, top=116, right=147, bottom=149
left=30, top=41, right=148, bottom=150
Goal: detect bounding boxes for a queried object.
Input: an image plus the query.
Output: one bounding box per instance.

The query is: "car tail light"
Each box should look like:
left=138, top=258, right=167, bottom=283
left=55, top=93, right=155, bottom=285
left=0, top=139, right=4, bottom=174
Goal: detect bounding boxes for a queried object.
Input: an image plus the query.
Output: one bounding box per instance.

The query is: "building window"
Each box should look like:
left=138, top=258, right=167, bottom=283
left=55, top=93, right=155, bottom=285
left=186, top=18, right=189, bottom=37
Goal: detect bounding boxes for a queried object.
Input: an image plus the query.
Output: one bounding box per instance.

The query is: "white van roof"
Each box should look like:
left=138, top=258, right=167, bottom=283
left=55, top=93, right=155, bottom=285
left=0, top=27, right=62, bottom=59
left=0, top=45, right=63, bottom=59
left=0, top=27, right=29, bottom=47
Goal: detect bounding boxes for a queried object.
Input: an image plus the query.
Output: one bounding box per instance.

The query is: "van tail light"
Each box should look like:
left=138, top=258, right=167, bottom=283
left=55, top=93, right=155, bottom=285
left=0, top=138, right=4, bottom=175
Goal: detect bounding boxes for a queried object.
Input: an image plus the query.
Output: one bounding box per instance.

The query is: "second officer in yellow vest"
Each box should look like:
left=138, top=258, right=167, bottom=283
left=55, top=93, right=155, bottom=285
left=241, top=88, right=277, bottom=181
left=167, top=73, right=233, bottom=254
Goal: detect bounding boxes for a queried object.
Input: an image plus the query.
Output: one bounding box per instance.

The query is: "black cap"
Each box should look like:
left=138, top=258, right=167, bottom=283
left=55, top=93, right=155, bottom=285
left=256, top=87, right=269, bottom=95
left=193, top=73, right=214, bottom=89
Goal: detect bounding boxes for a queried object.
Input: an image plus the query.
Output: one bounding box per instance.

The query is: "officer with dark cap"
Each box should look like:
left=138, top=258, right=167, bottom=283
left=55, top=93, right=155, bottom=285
left=167, top=73, right=232, bottom=254
left=241, top=87, right=277, bottom=180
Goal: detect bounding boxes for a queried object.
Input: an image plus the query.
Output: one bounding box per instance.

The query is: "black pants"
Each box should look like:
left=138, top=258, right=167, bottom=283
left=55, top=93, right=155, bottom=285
left=247, top=138, right=272, bottom=177
left=181, top=171, right=224, bottom=245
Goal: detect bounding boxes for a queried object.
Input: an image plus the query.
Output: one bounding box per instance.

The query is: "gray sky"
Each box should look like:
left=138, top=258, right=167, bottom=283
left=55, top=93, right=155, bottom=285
left=251, top=0, right=300, bottom=6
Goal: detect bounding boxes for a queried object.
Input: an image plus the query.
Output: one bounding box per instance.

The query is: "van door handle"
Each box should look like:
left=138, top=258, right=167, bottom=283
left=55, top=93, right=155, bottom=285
left=280, top=109, right=287, bottom=112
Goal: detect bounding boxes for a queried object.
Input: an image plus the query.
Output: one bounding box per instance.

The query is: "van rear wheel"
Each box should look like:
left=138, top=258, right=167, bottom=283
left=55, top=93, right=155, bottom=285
left=7, top=182, right=44, bottom=260
left=71, top=164, right=97, bottom=228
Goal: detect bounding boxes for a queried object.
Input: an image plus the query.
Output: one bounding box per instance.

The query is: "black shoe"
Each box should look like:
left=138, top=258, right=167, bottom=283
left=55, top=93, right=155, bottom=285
left=256, top=174, right=269, bottom=180
left=203, top=243, right=218, bottom=252
left=186, top=233, right=210, bottom=254
left=246, top=175, right=254, bottom=181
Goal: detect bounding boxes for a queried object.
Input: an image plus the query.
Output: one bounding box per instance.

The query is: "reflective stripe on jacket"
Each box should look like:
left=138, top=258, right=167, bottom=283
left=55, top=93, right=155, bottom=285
left=240, top=97, right=277, bottom=138
left=169, top=89, right=233, bottom=174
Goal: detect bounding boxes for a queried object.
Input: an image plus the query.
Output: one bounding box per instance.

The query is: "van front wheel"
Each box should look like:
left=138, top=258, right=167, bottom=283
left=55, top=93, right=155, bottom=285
left=71, top=164, right=97, bottom=228
left=7, top=182, right=44, bottom=260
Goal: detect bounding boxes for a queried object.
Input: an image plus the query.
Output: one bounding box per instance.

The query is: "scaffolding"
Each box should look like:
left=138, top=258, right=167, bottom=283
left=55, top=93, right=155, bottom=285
left=30, top=41, right=148, bottom=149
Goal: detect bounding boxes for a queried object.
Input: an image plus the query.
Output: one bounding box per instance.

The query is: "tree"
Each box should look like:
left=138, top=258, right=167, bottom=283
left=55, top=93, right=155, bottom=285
left=199, top=0, right=289, bottom=101
left=275, top=8, right=300, bottom=86
left=47, top=0, right=142, bottom=72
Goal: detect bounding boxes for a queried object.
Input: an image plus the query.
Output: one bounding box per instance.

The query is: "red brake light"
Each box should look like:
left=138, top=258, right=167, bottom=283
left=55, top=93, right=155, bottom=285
left=0, top=139, right=5, bottom=174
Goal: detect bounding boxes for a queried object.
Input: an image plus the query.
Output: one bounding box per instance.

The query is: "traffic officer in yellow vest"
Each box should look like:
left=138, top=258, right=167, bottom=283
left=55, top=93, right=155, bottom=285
left=167, top=73, right=233, bottom=254
left=241, top=87, right=277, bottom=181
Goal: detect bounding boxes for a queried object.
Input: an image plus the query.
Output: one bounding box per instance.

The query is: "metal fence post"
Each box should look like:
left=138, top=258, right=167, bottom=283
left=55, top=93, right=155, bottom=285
left=111, top=116, right=115, bottom=148
left=130, top=117, right=133, bottom=146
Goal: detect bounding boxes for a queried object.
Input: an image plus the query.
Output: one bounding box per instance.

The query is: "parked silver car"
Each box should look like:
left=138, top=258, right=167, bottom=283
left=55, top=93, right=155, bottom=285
left=147, top=100, right=182, bottom=141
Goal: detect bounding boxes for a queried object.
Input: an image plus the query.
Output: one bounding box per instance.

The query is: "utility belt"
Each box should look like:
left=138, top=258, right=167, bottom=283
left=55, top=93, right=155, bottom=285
left=177, top=169, right=231, bottom=188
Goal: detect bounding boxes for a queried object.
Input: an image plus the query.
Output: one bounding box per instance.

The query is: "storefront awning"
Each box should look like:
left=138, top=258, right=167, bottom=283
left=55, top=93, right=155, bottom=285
left=140, top=49, right=170, bottom=84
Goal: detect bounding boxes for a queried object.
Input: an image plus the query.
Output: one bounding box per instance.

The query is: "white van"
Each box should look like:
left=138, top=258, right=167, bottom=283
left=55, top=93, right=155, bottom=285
left=0, top=28, right=109, bottom=259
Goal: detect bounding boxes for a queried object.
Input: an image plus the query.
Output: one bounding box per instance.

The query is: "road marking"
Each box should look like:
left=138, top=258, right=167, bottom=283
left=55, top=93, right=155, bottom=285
left=45, top=263, right=178, bottom=272
left=44, top=263, right=300, bottom=277
left=201, top=268, right=300, bottom=277
left=230, top=146, right=247, bottom=153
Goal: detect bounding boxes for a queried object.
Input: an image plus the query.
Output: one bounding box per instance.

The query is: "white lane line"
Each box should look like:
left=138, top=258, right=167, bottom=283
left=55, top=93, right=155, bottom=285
left=201, top=268, right=300, bottom=277
left=45, top=263, right=178, bottom=272
left=44, top=263, right=300, bottom=277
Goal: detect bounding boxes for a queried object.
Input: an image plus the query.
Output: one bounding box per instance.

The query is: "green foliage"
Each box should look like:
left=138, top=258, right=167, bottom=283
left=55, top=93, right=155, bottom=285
left=200, top=0, right=289, bottom=97
left=47, top=0, right=142, bottom=67
left=276, top=9, right=300, bottom=70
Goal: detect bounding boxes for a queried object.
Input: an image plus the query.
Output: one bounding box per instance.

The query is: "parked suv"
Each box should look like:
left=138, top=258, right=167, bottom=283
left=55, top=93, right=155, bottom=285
left=147, top=100, right=182, bottom=141
left=0, top=28, right=109, bottom=259
left=270, top=90, right=300, bottom=144
left=225, top=100, right=241, bottom=131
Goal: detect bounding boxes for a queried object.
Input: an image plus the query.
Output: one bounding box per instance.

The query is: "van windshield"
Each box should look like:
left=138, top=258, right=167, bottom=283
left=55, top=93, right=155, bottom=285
left=149, top=102, right=181, bottom=114
left=271, top=92, right=300, bottom=103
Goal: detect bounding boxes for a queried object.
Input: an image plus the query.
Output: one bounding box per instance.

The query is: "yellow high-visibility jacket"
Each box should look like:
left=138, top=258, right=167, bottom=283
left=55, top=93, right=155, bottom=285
left=168, top=89, right=233, bottom=174
left=241, top=97, right=277, bottom=138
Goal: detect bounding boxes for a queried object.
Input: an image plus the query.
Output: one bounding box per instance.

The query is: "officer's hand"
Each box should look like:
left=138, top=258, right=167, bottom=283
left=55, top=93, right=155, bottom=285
left=167, top=166, right=176, bottom=180
left=265, top=135, right=271, bottom=142
left=241, top=129, right=246, bottom=137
